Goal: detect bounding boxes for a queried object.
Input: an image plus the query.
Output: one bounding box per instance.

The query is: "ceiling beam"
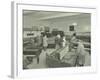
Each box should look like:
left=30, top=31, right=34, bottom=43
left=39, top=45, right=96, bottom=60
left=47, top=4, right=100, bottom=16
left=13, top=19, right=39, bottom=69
left=38, top=13, right=81, bottom=20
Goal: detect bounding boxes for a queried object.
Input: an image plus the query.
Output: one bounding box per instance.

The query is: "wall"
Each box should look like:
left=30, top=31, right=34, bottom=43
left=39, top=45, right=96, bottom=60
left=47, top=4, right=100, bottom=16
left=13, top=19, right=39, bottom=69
left=23, top=13, right=91, bottom=33
left=23, top=15, right=50, bottom=28
left=47, top=14, right=91, bottom=33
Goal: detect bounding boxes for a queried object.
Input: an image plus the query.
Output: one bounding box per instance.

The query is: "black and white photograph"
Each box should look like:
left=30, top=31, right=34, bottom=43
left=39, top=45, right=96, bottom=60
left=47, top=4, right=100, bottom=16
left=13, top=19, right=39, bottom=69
left=23, top=10, right=91, bottom=69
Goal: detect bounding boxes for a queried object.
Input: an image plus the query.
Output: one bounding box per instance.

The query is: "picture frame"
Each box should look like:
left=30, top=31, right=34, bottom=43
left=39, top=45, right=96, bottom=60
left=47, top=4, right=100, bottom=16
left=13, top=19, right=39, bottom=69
left=11, top=1, right=97, bottom=78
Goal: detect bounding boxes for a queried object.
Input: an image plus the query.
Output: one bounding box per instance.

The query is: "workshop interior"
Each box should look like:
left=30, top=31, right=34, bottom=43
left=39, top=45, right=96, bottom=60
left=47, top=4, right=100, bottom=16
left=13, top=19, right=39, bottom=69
left=23, top=10, right=91, bottom=69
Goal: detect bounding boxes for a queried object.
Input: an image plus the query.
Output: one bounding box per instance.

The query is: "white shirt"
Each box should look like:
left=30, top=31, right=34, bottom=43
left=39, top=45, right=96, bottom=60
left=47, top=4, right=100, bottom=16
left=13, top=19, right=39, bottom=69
left=77, top=42, right=85, bottom=55
left=76, top=41, right=86, bottom=64
left=43, top=36, right=48, bottom=47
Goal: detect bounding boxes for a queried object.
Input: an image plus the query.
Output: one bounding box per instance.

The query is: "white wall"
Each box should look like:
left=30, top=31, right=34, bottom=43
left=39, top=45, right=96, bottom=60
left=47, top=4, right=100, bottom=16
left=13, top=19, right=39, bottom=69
left=23, top=15, right=50, bottom=28
left=48, top=15, right=91, bottom=33
left=23, top=14, right=91, bottom=33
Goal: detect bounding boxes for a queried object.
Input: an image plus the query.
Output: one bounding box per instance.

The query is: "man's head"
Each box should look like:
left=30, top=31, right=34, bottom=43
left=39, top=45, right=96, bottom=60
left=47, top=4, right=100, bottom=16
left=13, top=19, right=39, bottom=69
left=73, top=32, right=76, bottom=37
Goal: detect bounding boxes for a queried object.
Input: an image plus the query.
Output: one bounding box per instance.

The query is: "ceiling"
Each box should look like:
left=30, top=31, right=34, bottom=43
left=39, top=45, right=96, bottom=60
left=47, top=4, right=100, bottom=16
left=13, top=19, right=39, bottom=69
left=23, top=10, right=90, bottom=21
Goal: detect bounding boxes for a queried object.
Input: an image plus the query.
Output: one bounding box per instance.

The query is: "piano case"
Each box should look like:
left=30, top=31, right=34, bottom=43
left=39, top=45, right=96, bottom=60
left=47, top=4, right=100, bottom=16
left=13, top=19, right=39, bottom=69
left=46, top=47, right=77, bottom=68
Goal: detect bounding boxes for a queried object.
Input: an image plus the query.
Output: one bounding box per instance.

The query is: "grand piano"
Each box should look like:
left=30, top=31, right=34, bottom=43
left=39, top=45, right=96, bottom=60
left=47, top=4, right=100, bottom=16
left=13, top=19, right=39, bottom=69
left=23, top=33, right=43, bottom=64
left=23, top=47, right=42, bottom=64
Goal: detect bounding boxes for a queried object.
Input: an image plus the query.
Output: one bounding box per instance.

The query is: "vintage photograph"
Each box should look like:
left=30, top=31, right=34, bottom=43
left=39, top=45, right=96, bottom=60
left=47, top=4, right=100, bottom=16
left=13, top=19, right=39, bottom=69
left=23, top=10, right=91, bottom=69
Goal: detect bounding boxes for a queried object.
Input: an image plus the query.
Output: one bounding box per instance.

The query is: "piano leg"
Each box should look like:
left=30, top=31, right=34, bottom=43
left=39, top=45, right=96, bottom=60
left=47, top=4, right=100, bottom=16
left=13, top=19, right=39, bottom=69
left=37, top=56, right=39, bottom=64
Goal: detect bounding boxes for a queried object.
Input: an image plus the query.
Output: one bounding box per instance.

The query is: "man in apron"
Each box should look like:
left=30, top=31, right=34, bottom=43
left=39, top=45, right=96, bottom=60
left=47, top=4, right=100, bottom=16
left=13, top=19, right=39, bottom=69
left=76, top=40, right=85, bottom=66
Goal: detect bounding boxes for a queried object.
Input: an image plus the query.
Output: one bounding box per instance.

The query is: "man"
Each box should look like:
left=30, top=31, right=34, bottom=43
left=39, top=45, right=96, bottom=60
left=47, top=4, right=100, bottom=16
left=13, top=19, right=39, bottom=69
left=55, top=34, right=61, bottom=49
left=62, top=35, right=66, bottom=47
left=69, top=33, right=77, bottom=51
left=76, top=40, right=85, bottom=66
left=43, top=34, right=48, bottom=51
